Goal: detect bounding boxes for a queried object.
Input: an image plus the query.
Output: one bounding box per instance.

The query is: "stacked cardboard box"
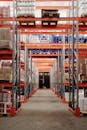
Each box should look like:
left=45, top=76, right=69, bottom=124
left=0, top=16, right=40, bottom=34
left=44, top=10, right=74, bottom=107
left=0, top=67, right=12, bottom=82
left=17, top=0, right=35, bottom=17
left=17, top=0, right=35, bottom=26
left=65, top=73, right=69, bottom=82
left=79, top=57, right=87, bottom=82
left=39, top=35, right=50, bottom=43
left=79, top=0, right=87, bottom=16
left=0, top=6, right=10, bottom=24
left=20, top=50, right=25, bottom=62
left=0, top=29, right=12, bottom=49
left=29, top=34, right=40, bottom=43
left=79, top=0, right=87, bottom=25
left=65, top=92, right=69, bottom=102
left=20, top=69, right=25, bottom=82
left=79, top=98, right=87, bottom=111
left=0, top=92, right=11, bottom=102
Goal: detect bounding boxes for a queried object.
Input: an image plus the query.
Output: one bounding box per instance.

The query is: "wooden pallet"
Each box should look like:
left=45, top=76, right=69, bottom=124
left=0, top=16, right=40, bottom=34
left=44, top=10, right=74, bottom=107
left=42, top=21, right=57, bottom=26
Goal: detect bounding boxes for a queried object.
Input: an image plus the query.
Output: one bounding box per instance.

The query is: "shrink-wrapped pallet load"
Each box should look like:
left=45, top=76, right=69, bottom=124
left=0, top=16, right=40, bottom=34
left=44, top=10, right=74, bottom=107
left=17, top=0, right=35, bottom=26
left=0, top=6, right=10, bottom=24
left=79, top=0, right=87, bottom=25
left=0, top=67, right=12, bottom=82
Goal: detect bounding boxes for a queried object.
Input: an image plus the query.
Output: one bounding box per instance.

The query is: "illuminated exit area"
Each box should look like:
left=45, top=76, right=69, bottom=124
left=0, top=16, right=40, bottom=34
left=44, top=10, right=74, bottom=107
left=39, top=72, right=50, bottom=89
left=34, top=58, right=57, bottom=89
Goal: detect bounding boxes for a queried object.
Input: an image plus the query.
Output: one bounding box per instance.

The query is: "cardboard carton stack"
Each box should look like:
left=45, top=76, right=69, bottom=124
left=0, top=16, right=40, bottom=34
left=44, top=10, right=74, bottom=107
left=79, top=0, right=87, bottom=16
left=0, top=91, right=11, bottom=102
left=17, top=0, right=35, bottom=26
left=29, top=34, right=40, bottom=43
left=0, top=29, right=12, bottom=49
left=0, top=61, right=12, bottom=82
left=0, top=6, right=10, bottom=24
left=79, top=57, right=87, bottom=83
left=0, top=90, right=11, bottom=114
left=20, top=69, right=25, bottom=82
left=39, top=35, right=50, bottom=43
left=79, top=0, right=87, bottom=25
left=0, top=67, right=12, bottom=82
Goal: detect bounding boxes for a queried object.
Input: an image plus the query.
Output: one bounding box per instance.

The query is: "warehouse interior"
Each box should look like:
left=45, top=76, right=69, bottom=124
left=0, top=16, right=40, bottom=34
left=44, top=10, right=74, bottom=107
left=0, top=0, right=87, bottom=129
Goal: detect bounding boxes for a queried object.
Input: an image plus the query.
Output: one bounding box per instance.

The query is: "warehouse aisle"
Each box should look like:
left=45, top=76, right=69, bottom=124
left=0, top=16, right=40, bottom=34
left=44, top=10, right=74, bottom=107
left=0, top=89, right=87, bottom=130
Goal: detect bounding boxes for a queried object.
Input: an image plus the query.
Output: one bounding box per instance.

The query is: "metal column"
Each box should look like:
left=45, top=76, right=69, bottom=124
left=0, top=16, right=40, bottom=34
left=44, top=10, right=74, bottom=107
left=29, top=50, right=33, bottom=95
left=12, top=0, right=20, bottom=110
left=72, top=0, right=75, bottom=109
left=61, top=37, right=65, bottom=99
left=24, top=41, right=29, bottom=98
left=76, top=0, right=79, bottom=108
left=68, top=1, right=72, bottom=107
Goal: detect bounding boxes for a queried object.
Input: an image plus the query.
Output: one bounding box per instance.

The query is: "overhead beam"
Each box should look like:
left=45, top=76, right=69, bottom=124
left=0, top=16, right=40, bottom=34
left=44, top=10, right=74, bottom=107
left=36, top=6, right=76, bottom=10
left=0, top=0, right=76, bottom=1
left=0, top=0, right=12, bottom=1
left=28, top=54, right=59, bottom=58
left=21, top=43, right=87, bottom=50
left=39, top=70, right=50, bottom=72
left=35, top=64, right=53, bottom=67
left=0, top=17, right=87, bottom=22
left=21, top=31, right=87, bottom=35
left=36, top=0, right=76, bottom=1
left=21, top=43, right=62, bottom=49
left=0, top=24, right=87, bottom=31
left=21, top=31, right=68, bottom=35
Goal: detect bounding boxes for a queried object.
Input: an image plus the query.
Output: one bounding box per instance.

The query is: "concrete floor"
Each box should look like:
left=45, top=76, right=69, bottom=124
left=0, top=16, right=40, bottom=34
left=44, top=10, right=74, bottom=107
left=0, top=89, right=87, bottom=130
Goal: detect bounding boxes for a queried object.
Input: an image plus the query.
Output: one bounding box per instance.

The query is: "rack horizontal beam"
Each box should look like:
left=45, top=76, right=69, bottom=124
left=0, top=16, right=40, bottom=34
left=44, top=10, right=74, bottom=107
left=38, top=69, right=51, bottom=72
left=21, top=31, right=87, bottom=35
left=0, top=49, right=13, bottom=55
left=78, top=83, right=87, bottom=88
left=36, top=6, right=76, bottom=9
left=19, top=24, right=72, bottom=30
left=29, top=53, right=59, bottom=58
left=21, top=43, right=87, bottom=50
left=0, top=24, right=12, bottom=28
left=0, top=17, right=87, bottom=22
left=21, top=43, right=62, bottom=49
left=36, top=0, right=76, bottom=1
left=0, top=24, right=86, bottom=31
left=33, top=60, right=56, bottom=63
left=0, top=0, right=12, bottom=1
left=78, top=53, right=87, bottom=58
left=0, top=49, right=13, bottom=60
left=0, top=82, right=25, bottom=88
left=21, top=31, right=68, bottom=35
left=0, top=0, right=76, bottom=2
left=0, top=82, right=12, bottom=88
left=33, top=62, right=55, bottom=65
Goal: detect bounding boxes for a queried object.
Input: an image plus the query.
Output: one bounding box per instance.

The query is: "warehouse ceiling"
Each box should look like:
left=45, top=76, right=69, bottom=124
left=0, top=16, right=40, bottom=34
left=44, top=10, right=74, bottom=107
left=33, top=58, right=56, bottom=72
